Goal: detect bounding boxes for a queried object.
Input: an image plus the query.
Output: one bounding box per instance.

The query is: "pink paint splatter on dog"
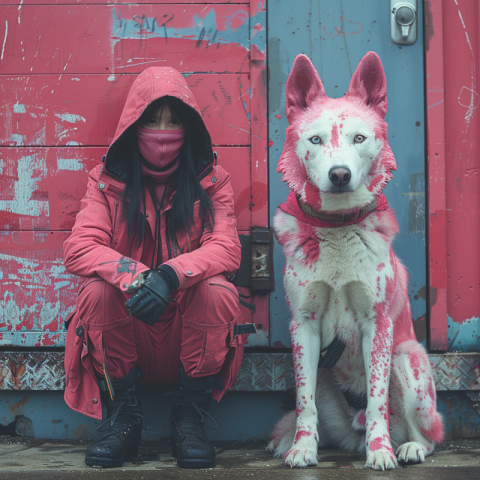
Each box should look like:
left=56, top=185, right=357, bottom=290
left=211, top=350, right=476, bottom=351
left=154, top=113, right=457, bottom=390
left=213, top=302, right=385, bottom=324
left=330, top=124, right=339, bottom=148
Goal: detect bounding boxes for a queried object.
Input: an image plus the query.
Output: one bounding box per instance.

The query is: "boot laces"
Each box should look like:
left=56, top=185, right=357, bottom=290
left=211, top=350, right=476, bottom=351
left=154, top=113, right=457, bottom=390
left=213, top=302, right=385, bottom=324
left=97, top=388, right=148, bottom=433
left=174, top=399, right=218, bottom=431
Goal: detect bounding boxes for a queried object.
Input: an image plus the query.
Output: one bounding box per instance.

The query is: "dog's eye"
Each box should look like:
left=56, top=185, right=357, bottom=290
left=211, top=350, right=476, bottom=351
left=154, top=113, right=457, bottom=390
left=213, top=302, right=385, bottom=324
left=309, top=136, right=322, bottom=145
left=354, top=135, right=366, bottom=144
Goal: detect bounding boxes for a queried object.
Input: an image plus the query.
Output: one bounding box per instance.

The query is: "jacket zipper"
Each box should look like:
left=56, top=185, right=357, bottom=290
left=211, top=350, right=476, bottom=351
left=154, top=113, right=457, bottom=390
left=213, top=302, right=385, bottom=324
left=156, top=207, right=162, bottom=267
left=113, top=201, right=119, bottom=232
left=165, top=213, right=172, bottom=260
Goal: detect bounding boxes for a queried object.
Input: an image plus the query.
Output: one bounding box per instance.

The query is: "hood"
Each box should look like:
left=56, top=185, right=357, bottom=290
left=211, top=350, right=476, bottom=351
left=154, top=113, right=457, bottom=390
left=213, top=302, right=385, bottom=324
left=105, top=67, right=214, bottom=181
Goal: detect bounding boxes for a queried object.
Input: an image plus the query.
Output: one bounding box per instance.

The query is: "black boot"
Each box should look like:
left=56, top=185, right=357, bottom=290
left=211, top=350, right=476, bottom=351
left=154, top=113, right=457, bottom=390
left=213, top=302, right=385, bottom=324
left=85, top=366, right=144, bottom=468
left=163, top=369, right=222, bottom=469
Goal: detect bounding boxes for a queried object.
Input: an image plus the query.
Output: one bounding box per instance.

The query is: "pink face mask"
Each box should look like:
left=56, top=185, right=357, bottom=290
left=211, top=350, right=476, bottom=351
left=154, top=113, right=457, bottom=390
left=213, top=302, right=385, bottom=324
left=136, top=126, right=185, bottom=168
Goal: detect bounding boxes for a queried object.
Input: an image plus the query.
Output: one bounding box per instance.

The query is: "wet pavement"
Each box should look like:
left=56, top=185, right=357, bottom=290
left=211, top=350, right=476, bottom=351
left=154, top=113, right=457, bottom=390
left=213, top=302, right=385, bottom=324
left=0, top=438, right=479, bottom=479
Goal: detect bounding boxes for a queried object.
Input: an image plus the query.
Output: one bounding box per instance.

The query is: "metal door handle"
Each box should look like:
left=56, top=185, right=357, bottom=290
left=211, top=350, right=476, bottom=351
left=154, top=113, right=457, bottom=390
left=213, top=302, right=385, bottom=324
left=391, top=1, right=417, bottom=45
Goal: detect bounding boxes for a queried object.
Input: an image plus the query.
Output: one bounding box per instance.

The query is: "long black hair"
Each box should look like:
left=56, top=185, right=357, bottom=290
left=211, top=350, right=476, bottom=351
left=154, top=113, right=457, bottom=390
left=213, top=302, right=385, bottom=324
left=108, top=96, right=215, bottom=248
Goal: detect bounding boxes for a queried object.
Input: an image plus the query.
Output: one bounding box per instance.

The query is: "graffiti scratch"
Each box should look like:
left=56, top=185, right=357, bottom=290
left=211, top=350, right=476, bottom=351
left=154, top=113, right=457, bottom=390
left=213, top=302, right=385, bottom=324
left=1, top=20, right=8, bottom=61
left=323, top=17, right=363, bottom=38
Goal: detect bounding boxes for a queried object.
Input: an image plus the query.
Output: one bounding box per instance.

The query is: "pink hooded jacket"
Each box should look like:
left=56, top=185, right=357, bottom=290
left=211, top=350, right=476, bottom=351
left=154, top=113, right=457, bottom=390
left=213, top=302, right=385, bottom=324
left=63, top=67, right=242, bottom=419
left=64, top=67, right=241, bottom=298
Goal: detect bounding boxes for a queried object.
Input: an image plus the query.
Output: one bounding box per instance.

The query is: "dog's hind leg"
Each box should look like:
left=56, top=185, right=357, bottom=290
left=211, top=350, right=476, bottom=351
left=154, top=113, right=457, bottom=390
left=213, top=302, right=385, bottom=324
left=282, top=315, right=321, bottom=468
left=390, top=340, right=444, bottom=464
left=267, top=410, right=296, bottom=455
left=268, top=369, right=366, bottom=457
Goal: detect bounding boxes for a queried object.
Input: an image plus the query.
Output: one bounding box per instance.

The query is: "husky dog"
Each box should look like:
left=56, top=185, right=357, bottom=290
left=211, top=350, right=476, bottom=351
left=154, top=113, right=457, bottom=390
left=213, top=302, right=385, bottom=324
left=268, top=52, right=444, bottom=470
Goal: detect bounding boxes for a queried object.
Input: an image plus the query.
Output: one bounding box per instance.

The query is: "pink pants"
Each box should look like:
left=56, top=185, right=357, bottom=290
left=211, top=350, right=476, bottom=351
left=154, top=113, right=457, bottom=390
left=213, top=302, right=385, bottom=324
left=64, top=274, right=245, bottom=419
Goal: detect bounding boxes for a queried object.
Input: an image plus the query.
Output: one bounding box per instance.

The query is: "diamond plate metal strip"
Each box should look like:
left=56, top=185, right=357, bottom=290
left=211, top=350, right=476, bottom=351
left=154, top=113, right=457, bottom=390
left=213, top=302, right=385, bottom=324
left=2, top=352, right=479, bottom=392
left=430, top=353, right=480, bottom=391
left=0, top=352, right=65, bottom=390
left=230, top=353, right=294, bottom=391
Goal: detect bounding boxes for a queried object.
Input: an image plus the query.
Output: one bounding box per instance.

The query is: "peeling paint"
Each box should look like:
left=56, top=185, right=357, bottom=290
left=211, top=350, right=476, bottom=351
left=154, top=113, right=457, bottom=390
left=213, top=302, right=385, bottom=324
left=54, top=113, right=86, bottom=124
left=13, top=102, right=26, bottom=113
left=56, top=158, right=83, bottom=171
left=0, top=155, right=49, bottom=217
left=448, top=315, right=480, bottom=352
left=10, top=134, right=25, bottom=146
left=110, top=7, right=251, bottom=72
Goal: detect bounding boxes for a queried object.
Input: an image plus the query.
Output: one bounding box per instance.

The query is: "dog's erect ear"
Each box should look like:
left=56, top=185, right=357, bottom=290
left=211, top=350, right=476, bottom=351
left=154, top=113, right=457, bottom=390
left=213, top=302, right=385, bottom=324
left=347, top=52, right=387, bottom=118
left=286, top=54, right=326, bottom=122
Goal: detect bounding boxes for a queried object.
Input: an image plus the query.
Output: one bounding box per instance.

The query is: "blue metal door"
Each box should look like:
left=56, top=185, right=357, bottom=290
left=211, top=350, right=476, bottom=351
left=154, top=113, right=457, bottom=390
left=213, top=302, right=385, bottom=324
left=268, top=0, right=427, bottom=347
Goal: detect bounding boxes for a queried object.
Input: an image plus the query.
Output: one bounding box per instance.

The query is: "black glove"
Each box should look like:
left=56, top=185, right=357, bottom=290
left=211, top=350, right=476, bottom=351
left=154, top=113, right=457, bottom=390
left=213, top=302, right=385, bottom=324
left=125, top=265, right=179, bottom=326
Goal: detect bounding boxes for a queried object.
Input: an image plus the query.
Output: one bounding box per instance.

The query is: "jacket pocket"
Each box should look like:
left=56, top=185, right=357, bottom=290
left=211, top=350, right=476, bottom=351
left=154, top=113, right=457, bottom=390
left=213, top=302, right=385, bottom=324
left=182, top=319, right=235, bottom=376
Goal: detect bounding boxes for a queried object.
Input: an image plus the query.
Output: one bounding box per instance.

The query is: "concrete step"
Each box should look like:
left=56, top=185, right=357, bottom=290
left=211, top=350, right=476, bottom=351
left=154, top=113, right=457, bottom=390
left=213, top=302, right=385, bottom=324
left=0, top=438, right=479, bottom=479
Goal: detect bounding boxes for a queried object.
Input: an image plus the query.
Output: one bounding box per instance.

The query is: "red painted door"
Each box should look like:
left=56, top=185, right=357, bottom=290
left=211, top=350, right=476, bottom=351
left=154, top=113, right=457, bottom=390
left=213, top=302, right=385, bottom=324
left=425, top=0, right=480, bottom=351
left=0, top=1, right=268, bottom=347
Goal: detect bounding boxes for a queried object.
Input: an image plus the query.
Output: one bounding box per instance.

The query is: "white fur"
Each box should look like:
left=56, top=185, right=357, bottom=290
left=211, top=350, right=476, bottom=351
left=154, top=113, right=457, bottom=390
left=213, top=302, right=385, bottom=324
left=295, top=109, right=382, bottom=211
left=270, top=209, right=441, bottom=469
left=271, top=53, right=442, bottom=469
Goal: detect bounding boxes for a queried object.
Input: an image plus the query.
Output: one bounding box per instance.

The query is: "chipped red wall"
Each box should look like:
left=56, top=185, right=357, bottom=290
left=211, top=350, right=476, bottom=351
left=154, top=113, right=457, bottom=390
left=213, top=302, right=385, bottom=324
left=426, top=0, right=480, bottom=351
left=0, top=1, right=268, bottom=348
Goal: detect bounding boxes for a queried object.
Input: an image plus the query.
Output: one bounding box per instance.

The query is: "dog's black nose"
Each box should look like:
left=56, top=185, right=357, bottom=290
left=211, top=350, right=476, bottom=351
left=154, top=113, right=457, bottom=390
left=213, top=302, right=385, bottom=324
left=329, top=167, right=351, bottom=187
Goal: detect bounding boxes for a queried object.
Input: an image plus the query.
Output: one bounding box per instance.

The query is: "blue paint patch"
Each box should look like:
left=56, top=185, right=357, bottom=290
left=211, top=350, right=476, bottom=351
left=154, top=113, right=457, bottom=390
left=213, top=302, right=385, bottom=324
left=111, top=8, right=251, bottom=51
left=250, top=10, right=266, bottom=54
left=242, top=100, right=250, bottom=121
left=448, top=315, right=480, bottom=352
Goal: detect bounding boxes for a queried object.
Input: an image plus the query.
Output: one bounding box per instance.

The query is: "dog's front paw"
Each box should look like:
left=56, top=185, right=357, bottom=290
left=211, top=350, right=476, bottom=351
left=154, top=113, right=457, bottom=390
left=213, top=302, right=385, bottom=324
left=396, top=442, right=428, bottom=464
left=365, top=449, right=398, bottom=471
left=284, top=435, right=318, bottom=468
left=284, top=447, right=318, bottom=468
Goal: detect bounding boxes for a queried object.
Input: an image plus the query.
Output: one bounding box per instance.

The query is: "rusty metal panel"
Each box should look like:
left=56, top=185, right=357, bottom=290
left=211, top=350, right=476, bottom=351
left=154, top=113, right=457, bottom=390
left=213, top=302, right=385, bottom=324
left=437, top=391, right=480, bottom=440
left=0, top=352, right=64, bottom=390
left=3, top=352, right=479, bottom=392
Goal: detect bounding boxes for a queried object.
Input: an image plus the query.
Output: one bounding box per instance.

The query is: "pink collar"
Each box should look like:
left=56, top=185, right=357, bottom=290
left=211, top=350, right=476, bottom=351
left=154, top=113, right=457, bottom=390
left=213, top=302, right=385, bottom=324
left=279, top=191, right=389, bottom=228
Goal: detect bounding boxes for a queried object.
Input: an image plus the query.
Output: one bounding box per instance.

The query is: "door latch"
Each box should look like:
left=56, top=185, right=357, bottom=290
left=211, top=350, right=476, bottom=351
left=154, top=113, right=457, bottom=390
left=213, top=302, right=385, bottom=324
left=391, top=1, right=417, bottom=45
left=233, top=228, right=274, bottom=292
left=251, top=227, right=274, bottom=292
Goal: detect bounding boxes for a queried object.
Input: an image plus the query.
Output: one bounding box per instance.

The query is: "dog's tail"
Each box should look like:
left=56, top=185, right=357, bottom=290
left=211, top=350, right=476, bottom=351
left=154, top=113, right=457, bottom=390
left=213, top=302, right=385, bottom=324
left=266, top=410, right=296, bottom=457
